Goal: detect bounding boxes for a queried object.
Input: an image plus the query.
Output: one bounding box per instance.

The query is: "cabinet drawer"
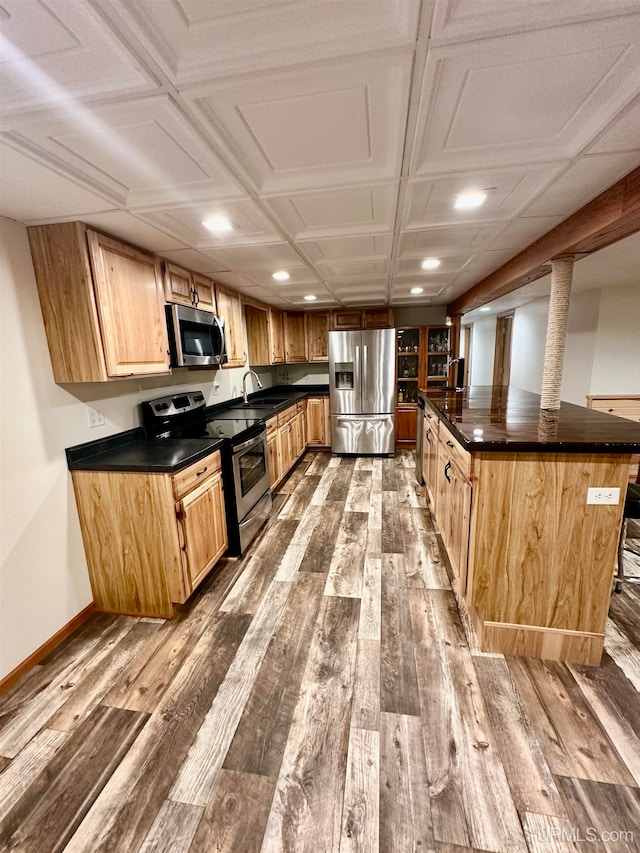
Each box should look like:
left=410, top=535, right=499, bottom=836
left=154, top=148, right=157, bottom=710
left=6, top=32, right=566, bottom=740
left=266, top=416, right=278, bottom=435
left=438, top=421, right=471, bottom=480
left=296, top=401, right=305, bottom=413
left=277, top=405, right=297, bottom=426
left=172, top=450, right=222, bottom=500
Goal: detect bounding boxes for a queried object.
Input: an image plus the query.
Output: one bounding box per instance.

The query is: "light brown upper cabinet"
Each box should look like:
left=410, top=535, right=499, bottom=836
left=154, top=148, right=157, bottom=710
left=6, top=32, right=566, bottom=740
left=244, top=303, right=270, bottom=366
left=269, top=308, right=286, bottom=364
left=215, top=283, right=245, bottom=368
left=163, top=263, right=216, bottom=313
left=329, top=308, right=394, bottom=331
left=284, top=312, right=308, bottom=362
left=28, top=222, right=170, bottom=383
left=306, top=311, right=329, bottom=362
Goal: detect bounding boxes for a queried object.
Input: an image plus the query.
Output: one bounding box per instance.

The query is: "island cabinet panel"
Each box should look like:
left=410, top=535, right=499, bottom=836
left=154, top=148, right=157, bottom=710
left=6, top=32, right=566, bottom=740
left=28, top=222, right=170, bottom=383
left=466, top=451, right=629, bottom=662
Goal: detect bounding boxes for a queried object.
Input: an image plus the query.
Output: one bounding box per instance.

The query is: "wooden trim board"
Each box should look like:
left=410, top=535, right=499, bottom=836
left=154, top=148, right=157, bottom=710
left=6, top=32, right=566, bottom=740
left=0, top=603, right=96, bottom=695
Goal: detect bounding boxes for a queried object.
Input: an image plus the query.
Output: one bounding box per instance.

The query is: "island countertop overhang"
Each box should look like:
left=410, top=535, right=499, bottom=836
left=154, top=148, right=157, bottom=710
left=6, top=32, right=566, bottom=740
left=421, top=386, right=640, bottom=454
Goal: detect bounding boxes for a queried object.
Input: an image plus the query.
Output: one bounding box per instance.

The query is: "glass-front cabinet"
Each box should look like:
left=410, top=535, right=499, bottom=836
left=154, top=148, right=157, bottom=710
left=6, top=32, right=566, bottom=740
left=395, top=324, right=451, bottom=445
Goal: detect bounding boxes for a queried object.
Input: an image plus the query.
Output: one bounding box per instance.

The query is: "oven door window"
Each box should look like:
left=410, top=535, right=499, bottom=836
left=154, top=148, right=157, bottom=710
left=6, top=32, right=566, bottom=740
left=180, top=319, right=220, bottom=358
left=238, top=446, right=267, bottom=496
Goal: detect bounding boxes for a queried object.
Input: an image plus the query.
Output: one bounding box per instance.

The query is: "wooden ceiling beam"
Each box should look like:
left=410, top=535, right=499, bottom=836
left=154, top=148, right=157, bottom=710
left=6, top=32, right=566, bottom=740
left=447, top=164, right=640, bottom=316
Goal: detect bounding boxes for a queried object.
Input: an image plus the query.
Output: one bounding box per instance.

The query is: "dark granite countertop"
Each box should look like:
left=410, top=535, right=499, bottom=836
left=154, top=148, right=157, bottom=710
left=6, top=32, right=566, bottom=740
left=66, top=385, right=330, bottom=473
left=67, top=430, right=225, bottom=473
left=422, top=386, right=640, bottom=453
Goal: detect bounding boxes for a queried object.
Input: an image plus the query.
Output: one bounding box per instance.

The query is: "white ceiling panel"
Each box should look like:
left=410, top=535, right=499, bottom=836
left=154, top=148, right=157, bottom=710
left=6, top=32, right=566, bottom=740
left=158, top=248, right=230, bottom=274
left=398, top=224, right=499, bottom=256
left=0, top=2, right=638, bottom=312
left=523, top=151, right=640, bottom=217
left=267, top=185, right=398, bottom=240
left=0, top=0, right=155, bottom=115
left=0, top=143, right=114, bottom=221
left=200, top=242, right=307, bottom=272
left=3, top=95, right=244, bottom=208
left=587, top=96, right=640, bottom=155
left=411, top=15, right=640, bottom=176
left=138, top=199, right=280, bottom=249
left=298, top=234, right=393, bottom=263
left=316, top=259, right=390, bottom=281
left=429, top=0, right=640, bottom=44
left=107, top=0, right=421, bottom=84
left=187, top=54, right=412, bottom=193
left=402, top=165, right=562, bottom=230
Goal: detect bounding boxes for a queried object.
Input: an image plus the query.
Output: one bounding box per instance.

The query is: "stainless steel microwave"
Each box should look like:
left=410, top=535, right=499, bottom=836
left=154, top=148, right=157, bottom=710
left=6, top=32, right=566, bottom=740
left=166, top=304, right=228, bottom=367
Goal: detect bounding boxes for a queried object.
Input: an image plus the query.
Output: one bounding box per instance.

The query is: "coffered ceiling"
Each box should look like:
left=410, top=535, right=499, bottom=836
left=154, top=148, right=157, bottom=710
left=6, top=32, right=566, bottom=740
left=1, top=0, right=639, bottom=312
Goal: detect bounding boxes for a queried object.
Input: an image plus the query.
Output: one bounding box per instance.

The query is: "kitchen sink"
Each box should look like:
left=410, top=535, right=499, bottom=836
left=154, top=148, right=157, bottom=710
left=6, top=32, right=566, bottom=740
left=245, top=397, right=289, bottom=407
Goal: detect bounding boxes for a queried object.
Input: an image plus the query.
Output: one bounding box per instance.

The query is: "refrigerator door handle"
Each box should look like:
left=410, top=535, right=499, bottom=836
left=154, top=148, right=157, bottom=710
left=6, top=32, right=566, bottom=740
left=361, top=344, right=368, bottom=407
left=355, top=345, right=361, bottom=410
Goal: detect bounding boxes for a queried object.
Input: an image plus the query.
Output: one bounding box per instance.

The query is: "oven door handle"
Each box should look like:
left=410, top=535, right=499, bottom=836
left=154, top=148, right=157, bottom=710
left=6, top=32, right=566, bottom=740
left=233, top=433, right=265, bottom=454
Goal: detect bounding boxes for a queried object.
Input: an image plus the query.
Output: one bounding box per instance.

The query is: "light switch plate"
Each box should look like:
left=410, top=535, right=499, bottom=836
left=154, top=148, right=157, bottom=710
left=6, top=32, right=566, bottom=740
left=586, top=487, right=620, bottom=505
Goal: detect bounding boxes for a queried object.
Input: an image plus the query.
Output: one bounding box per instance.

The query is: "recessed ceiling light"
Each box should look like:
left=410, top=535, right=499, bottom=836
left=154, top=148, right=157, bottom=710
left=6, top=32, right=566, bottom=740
left=479, top=306, right=491, bottom=312
left=421, top=258, right=441, bottom=270
left=202, top=216, right=232, bottom=233
left=410, top=287, right=424, bottom=294
left=272, top=271, right=290, bottom=281
left=454, top=191, right=487, bottom=210
left=304, top=294, right=317, bottom=301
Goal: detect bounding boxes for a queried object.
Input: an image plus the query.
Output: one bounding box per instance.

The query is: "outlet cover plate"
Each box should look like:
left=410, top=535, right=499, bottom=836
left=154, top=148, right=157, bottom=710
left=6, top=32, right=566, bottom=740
left=586, top=487, right=620, bottom=505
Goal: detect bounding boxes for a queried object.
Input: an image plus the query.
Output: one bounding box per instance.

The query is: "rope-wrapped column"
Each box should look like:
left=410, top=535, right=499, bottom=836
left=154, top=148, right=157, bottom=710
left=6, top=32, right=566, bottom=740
left=540, top=257, right=575, bottom=411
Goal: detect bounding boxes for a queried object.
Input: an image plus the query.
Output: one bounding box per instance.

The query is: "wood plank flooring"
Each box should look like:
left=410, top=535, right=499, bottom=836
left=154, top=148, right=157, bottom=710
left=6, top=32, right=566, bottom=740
left=1, top=451, right=639, bottom=853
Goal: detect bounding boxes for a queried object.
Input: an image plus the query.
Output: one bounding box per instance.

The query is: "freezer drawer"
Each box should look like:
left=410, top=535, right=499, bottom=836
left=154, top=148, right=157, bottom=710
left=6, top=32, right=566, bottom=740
left=331, top=414, right=395, bottom=455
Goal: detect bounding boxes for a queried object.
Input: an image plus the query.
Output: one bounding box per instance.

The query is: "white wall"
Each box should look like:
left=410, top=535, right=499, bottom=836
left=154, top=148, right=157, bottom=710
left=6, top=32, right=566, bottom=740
left=0, top=217, right=266, bottom=680
left=469, top=315, right=497, bottom=385
left=591, top=283, right=640, bottom=395
left=494, top=284, right=639, bottom=405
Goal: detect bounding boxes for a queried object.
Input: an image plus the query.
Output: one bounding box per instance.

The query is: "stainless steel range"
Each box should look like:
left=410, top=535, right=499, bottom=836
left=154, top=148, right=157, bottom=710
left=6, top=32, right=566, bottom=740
left=141, top=391, right=272, bottom=555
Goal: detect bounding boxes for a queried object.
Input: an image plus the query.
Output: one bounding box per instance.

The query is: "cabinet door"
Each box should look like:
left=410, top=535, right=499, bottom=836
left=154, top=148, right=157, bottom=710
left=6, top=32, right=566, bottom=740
left=395, top=405, right=418, bottom=444
left=163, top=262, right=194, bottom=308
left=330, top=309, right=362, bottom=330
left=216, top=284, right=245, bottom=368
left=297, top=409, right=307, bottom=454
left=192, top=273, right=216, bottom=313
left=285, top=312, right=308, bottom=362
left=269, top=308, right=285, bottom=364
left=277, top=424, right=292, bottom=477
left=363, top=307, right=393, bottom=329
left=306, top=397, right=327, bottom=445
left=424, top=425, right=438, bottom=507
left=177, top=473, right=227, bottom=593
left=245, top=304, right=270, bottom=366
left=447, top=463, right=471, bottom=596
left=87, top=230, right=170, bottom=377
left=435, top=443, right=451, bottom=550
left=267, top=430, right=280, bottom=486
left=307, top=312, right=328, bottom=362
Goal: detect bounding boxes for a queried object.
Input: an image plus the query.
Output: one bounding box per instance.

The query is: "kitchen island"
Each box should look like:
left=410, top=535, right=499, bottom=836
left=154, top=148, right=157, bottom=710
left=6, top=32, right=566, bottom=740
left=420, top=386, right=640, bottom=665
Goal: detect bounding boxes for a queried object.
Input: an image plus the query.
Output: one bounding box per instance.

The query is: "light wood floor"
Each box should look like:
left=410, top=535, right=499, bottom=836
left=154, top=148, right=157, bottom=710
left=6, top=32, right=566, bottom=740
left=1, top=451, right=639, bottom=853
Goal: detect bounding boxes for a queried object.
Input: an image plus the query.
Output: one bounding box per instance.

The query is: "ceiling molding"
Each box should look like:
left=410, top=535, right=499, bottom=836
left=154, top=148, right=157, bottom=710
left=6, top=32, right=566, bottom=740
left=448, top=164, right=640, bottom=315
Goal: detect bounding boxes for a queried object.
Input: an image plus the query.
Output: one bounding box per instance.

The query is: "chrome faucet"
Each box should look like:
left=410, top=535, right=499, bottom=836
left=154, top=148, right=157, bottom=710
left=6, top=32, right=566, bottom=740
left=242, top=369, right=263, bottom=404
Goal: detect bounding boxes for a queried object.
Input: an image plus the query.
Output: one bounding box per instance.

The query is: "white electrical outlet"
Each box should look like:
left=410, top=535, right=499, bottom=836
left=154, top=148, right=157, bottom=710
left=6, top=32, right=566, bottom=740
left=586, top=487, right=620, bottom=505
left=87, top=407, right=105, bottom=428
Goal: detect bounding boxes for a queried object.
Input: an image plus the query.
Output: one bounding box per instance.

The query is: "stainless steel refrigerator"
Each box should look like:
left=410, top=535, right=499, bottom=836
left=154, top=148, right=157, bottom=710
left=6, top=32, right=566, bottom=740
left=329, top=328, right=395, bottom=455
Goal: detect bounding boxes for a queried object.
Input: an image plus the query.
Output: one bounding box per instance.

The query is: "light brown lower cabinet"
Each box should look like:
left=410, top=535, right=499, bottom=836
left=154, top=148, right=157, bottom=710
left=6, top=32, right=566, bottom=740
left=434, top=436, right=471, bottom=595
left=267, top=401, right=315, bottom=488
left=71, top=449, right=227, bottom=618
left=306, top=396, right=331, bottom=446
